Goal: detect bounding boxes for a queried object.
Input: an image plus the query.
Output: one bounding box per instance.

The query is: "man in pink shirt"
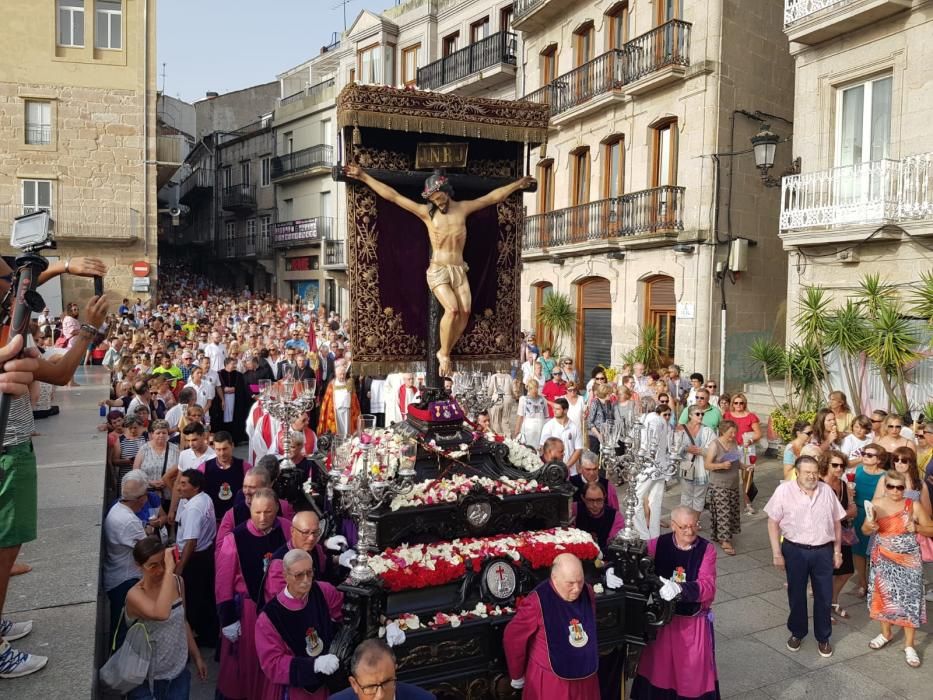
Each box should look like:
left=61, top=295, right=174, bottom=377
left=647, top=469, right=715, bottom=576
left=764, top=455, right=845, bottom=659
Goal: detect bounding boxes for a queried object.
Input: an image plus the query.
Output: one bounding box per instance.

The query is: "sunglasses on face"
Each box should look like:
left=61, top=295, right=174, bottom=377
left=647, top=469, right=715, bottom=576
left=830, top=462, right=845, bottom=468
left=863, top=452, right=879, bottom=459
left=595, top=376, right=606, bottom=381
left=733, top=400, right=746, bottom=405
left=893, top=457, right=911, bottom=464
left=885, top=483, right=906, bottom=491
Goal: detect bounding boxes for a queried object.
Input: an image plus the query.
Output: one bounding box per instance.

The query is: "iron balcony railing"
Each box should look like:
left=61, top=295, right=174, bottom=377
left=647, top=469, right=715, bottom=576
left=271, top=144, right=333, bottom=180
left=514, top=0, right=546, bottom=19
left=0, top=205, right=140, bottom=241
left=217, top=233, right=271, bottom=259
left=221, top=183, right=256, bottom=210
left=279, top=77, right=336, bottom=107
left=780, top=153, right=933, bottom=231
left=324, top=238, right=346, bottom=266
left=417, top=31, right=517, bottom=91
left=523, top=187, right=685, bottom=250
left=523, top=49, right=627, bottom=116
left=178, top=167, right=214, bottom=202
left=623, top=19, right=691, bottom=83
left=272, top=216, right=333, bottom=247
left=25, top=125, right=51, bottom=145
left=522, top=20, right=691, bottom=117
left=784, top=0, right=848, bottom=25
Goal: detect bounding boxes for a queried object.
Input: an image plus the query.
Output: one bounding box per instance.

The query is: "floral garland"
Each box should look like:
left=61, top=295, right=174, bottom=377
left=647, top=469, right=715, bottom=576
left=382, top=601, right=516, bottom=634
left=369, top=527, right=601, bottom=592
left=388, top=473, right=548, bottom=510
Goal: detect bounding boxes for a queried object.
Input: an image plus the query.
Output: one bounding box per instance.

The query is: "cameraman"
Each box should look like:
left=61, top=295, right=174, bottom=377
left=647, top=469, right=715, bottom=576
left=0, top=256, right=109, bottom=679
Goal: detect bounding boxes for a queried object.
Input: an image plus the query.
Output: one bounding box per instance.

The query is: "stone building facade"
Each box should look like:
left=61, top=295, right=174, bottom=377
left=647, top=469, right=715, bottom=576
left=0, top=0, right=157, bottom=305
left=516, top=0, right=795, bottom=386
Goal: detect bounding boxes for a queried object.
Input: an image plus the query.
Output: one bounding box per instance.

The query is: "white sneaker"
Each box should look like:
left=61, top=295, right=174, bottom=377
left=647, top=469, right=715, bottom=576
left=0, top=640, right=48, bottom=679
left=0, top=619, right=32, bottom=642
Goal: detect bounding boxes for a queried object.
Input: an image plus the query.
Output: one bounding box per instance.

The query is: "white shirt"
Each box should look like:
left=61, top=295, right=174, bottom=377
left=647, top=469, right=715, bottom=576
left=840, top=433, right=871, bottom=460
left=204, top=342, right=226, bottom=373
left=178, top=446, right=216, bottom=473
left=165, top=403, right=185, bottom=431
left=185, top=380, right=215, bottom=409
left=176, top=491, right=216, bottom=553
left=369, top=379, right=386, bottom=413
left=539, top=417, right=584, bottom=463
left=103, top=501, right=147, bottom=591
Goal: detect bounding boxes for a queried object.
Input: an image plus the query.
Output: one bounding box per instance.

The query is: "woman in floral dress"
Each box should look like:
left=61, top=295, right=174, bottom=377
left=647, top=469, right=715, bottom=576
left=863, top=469, right=933, bottom=668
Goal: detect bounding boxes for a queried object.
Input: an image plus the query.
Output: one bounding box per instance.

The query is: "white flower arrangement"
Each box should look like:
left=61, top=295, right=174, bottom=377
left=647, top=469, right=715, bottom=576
left=501, top=437, right=544, bottom=473
left=388, top=473, right=548, bottom=511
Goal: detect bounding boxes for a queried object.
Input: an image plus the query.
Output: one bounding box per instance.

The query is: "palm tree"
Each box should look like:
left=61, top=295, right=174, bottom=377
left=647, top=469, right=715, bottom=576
left=909, top=271, right=933, bottom=326
left=536, top=292, right=576, bottom=357
left=864, top=300, right=920, bottom=409
left=823, top=301, right=870, bottom=412
left=794, top=286, right=833, bottom=399
left=632, top=324, right=662, bottom=371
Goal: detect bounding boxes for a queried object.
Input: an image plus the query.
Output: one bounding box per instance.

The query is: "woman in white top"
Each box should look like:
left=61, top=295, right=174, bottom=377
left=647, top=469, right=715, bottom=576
left=680, top=405, right=717, bottom=519
left=564, top=381, right=587, bottom=433
left=514, top=379, right=548, bottom=447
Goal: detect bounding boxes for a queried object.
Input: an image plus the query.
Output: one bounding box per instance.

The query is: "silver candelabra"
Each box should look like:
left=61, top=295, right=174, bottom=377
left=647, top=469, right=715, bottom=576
left=326, top=435, right=418, bottom=584
left=258, top=377, right=316, bottom=471
left=452, top=371, right=503, bottom=420
left=599, top=418, right=683, bottom=544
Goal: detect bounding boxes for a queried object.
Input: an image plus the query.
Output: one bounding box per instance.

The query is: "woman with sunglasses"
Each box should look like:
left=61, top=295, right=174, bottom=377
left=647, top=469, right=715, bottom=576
left=851, top=444, right=887, bottom=597
left=724, top=392, right=762, bottom=516
left=873, top=447, right=931, bottom=513
left=703, top=381, right=719, bottom=407
left=782, top=420, right=812, bottom=481
left=878, top=414, right=916, bottom=455
left=862, top=468, right=933, bottom=667
left=680, top=405, right=716, bottom=523
left=819, top=450, right=856, bottom=621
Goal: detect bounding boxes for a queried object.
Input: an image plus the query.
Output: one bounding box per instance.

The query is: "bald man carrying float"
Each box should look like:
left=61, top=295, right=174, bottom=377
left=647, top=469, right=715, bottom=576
left=503, top=553, right=600, bottom=698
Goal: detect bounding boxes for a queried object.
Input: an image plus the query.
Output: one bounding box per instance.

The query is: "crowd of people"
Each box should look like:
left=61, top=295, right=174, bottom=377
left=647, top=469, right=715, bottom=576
left=3, top=259, right=931, bottom=698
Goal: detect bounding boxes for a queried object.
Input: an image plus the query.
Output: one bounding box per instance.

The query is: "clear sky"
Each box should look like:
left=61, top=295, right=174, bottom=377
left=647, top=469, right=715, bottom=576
left=157, top=0, right=393, bottom=102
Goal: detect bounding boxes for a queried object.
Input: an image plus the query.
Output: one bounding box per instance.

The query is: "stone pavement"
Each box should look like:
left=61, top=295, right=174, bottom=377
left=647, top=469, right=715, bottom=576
left=657, top=455, right=932, bottom=700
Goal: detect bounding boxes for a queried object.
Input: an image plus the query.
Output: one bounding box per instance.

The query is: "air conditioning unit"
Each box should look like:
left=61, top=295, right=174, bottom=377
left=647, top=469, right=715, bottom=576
left=835, top=249, right=859, bottom=264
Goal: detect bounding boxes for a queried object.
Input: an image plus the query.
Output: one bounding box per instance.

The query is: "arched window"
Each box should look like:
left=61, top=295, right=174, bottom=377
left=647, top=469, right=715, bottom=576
left=644, top=275, right=676, bottom=359
left=533, top=281, right=554, bottom=343
left=575, top=277, right=612, bottom=374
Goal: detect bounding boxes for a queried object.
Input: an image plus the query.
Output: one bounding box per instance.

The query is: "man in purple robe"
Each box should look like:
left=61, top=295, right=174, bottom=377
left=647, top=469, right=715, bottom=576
left=503, top=553, right=600, bottom=699
left=631, top=506, right=720, bottom=699
left=573, top=481, right=624, bottom=551
left=264, top=510, right=350, bottom=601
left=255, top=548, right=345, bottom=700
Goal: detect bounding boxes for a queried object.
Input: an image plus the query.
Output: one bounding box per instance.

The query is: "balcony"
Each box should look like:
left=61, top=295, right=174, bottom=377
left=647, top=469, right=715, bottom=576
left=622, top=20, right=691, bottom=96
left=221, top=183, right=257, bottom=213
left=0, top=205, right=140, bottom=242
left=25, top=125, right=52, bottom=146
left=276, top=78, right=336, bottom=121
left=417, top=31, right=517, bottom=94
left=779, top=153, right=933, bottom=236
left=271, top=145, right=333, bottom=183
left=522, top=187, right=686, bottom=256
left=513, top=0, right=565, bottom=31
left=272, top=217, right=333, bottom=248
left=784, top=0, right=911, bottom=45
left=521, top=21, right=691, bottom=121
left=178, top=167, right=213, bottom=205
left=324, top=237, right=347, bottom=269
left=216, top=234, right=272, bottom=260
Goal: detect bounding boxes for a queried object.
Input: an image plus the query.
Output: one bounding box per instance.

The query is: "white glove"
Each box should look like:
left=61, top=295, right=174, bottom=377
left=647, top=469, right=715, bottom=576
left=605, top=567, right=624, bottom=590
left=221, top=621, right=241, bottom=642
left=510, top=677, right=525, bottom=689
left=658, top=576, right=682, bottom=602
left=338, top=549, right=357, bottom=568
left=385, top=621, right=406, bottom=648
left=313, top=653, right=340, bottom=675
left=324, top=535, right=347, bottom=552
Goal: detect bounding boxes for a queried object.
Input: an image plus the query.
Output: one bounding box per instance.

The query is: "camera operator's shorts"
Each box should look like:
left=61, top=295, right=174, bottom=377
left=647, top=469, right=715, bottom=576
left=0, top=442, right=37, bottom=548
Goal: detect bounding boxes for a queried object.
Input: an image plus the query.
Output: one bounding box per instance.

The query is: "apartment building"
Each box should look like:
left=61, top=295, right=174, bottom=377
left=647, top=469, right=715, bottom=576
left=515, top=0, right=795, bottom=385
left=272, top=0, right=518, bottom=317
left=779, top=0, right=933, bottom=407
left=174, top=84, right=279, bottom=291
left=0, top=0, right=157, bottom=302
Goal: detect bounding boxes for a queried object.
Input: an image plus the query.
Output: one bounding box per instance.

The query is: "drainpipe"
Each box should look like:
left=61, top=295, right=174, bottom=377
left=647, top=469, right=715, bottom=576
left=143, top=0, right=150, bottom=262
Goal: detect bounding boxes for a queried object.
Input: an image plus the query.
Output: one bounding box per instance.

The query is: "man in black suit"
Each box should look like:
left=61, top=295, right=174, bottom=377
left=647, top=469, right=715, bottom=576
left=276, top=347, right=299, bottom=380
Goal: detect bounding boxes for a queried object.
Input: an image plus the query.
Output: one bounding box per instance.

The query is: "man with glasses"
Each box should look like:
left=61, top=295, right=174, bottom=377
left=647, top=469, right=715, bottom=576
left=765, top=455, right=846, bottom=659
left=541, top=368, right=566, bottom=418
left=677, top=390, right=721, bottom=430
left=631, top=507, right=719, bottom=700
left=539, top=398, right=584, bottom=474
left=255, top=549, right=347, bottom=700
left=331, top=639, right=435, bottom=699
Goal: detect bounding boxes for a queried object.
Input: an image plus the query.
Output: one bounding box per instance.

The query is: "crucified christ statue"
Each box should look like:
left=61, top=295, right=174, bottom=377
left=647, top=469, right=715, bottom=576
left=344, top=164, right=534, bottom=376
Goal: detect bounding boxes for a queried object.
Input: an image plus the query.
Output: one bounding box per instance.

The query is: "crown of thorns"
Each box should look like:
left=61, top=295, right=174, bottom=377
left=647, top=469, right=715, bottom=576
left=422, top=172, right=452, bottom=199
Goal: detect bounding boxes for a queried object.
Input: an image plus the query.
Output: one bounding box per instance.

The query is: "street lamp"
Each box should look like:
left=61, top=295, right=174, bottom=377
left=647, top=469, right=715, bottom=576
left=750, top=123, right=800, bottom=187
